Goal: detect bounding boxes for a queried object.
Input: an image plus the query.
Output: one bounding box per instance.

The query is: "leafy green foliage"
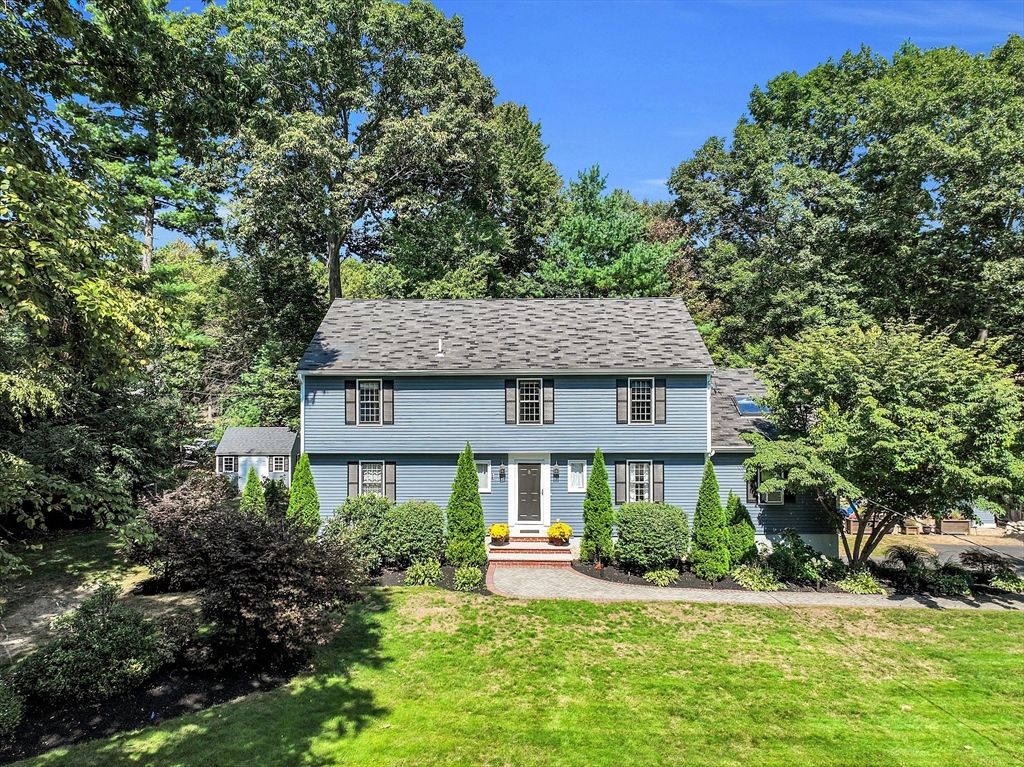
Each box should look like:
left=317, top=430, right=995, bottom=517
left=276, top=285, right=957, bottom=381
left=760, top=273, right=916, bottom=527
left=765, top=529, right=817, bottom=583
left=263, top=478, right=290, bottom=519
left=746, top=322, right=1024, bottom=566
left=0, top=677, right=25, bottom=739
left=641, top=569, right=679, bottom=587
left=239, top=467, right=267, bottom=517
left=580, top=448, right=614, bottom=564
left=690, top=460, right=730, bottom=581
left=724, top=492, right=756, bottom=566
left=836, top=570, right=886, bottom=595
left=731, top=564, right=784, bottom=592
left=990, top=570, right=1024, bottom=594
left=382, top=500, right=446, bottom=570
left=286, top=455, right=321, bottom=531
left=928, top=563, right=974, bottom=597
left=614, top=502, right=689, bottom=573
left=405, top=558, right=444, bottom=587
left=12, top=583, right=168, bottom=705
left=326, top=494, right=395, bottom=576
left=445, top=443, right=486, bottom=568
left=452, top=566, right=483, bottom=592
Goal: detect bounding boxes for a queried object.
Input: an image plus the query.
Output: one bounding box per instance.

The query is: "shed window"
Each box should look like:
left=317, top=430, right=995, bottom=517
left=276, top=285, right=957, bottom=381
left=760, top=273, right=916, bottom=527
left=271, top=456, right=289, bottom=473
left=627, top=461, right=651, bottom=502
left=629, top=379, right=653, bottom=423
left=360, top=461, right=384, bottom=496
left=358, top=380, right=381, bottom=425
left=220, top=456, right=236, bottom=473
left=476, top=461, right=491, bottom=493
left=517, top=379, right=542, bottom=424
left=567, top=460, right=586, bottom=493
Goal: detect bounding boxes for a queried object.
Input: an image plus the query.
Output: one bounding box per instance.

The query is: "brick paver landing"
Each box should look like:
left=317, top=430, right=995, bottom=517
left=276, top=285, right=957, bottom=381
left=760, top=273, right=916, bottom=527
left=488, top=565, right=1024, bottom=611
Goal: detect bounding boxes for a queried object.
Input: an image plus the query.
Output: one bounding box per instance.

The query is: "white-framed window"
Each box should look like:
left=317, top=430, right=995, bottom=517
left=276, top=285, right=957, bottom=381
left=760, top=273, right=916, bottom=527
left=567, top=460, right=587, bottom=493
left=627, top=460, right=652, bottom=503
left=476, top=460, right=491, bottom=493
left=220, top=456, right=236, bottom=473
left=271, top=456, right=289, bottom=473
left=629, top=378, right=654, bottom=423
left=757, top=469, right=784, bottom=505
left=517, top=378, right=542, bottom=424
left=360, top=461, right=384, bottom=496
left=358, top=380, right=382, bottom=425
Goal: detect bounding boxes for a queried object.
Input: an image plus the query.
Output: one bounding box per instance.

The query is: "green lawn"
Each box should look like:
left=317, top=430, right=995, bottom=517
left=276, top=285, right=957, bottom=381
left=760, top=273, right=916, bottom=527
left=16, top=588, right=1024, bottom=767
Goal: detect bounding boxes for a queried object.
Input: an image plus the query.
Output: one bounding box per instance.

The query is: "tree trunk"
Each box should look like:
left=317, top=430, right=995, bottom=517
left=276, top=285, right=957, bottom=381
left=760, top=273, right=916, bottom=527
left=142, top=197, right=155, bottom=272
left=976, top=303, right=993, bottom=343
left=327, top=235, right=342, bottom=302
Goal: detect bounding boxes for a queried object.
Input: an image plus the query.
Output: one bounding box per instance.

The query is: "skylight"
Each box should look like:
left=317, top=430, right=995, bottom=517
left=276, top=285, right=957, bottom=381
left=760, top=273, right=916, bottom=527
left=734, top=396, right=770, bottom=416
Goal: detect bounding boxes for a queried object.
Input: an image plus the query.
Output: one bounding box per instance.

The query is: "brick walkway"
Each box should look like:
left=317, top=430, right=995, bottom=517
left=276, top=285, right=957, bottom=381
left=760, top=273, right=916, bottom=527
left=487, top=565, right=1024, bottom=611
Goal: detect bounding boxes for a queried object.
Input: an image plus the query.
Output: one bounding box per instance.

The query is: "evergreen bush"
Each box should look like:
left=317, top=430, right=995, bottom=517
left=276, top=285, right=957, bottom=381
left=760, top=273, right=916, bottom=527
left=263, top=478, right=290, bottom=519
left=445, top=442, right=487, bottom=567
left=286, top=454, right=321, bottom=531
left=580, top=448, right=614, bottom=563
left=614, top=502, right=689, bottom=572
left=325, top=494, right=394, bottom=575
left=765, top=528, right=816, bottom=582
left=724, top=491, right=756, bottom=566
left=382, top=500, right=446, bottom=569
left=690, top=460, right=730, bottom=581
left=239, top=467, right=268, bottom=517
left=0, top=678, right=24, bottom=738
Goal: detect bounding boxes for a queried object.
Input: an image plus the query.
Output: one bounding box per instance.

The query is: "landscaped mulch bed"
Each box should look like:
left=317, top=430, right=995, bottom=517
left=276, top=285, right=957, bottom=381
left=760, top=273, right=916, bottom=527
left=572, top=561, right=844, bottom=593
left=0, top=663, right=300, bottom=766
left=376, top=565, right=490, bottom=595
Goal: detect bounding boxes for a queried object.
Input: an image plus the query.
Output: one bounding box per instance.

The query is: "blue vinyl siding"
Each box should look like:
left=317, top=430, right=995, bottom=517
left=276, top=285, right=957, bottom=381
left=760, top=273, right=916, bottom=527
left=711, top=452, right=833, bottom=535
left=302, top=375, right=709, bottom=454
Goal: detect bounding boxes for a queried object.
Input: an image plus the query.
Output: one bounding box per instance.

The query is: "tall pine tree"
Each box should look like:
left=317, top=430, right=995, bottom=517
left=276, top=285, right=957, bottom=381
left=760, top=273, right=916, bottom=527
left=445, top=443, right=487, bottom=567
left=239, top=467, right=268, bottom=517
left=581, top=448, right=614, bottom=564
left=690, top=460, right=730, bottom=582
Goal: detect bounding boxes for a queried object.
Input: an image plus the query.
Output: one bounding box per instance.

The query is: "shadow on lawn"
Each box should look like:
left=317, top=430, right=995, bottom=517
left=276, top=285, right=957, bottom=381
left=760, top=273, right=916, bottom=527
left=40, top=590, right=394, bottom=767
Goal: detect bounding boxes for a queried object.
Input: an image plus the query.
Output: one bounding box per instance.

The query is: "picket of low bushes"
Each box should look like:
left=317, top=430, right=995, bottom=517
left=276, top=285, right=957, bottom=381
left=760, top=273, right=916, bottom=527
left=614, top=502, right=689, bottom=572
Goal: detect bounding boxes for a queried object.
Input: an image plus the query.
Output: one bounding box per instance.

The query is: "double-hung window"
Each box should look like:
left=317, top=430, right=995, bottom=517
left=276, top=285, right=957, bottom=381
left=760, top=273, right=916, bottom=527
left=271, top=456, right=289, bottom=473
left=220, top=456, right=236, bottom=473
left=476, top=461, right=491, bottom=493
left=757, top=469, right=784, bottom=505
left=358, top=380, right=381, bottom=425
left=629, top=379, right=653, bottom=423
left=517, top=379, right=542, bottom=424
left=567, top=460, right=587, bottom=493
left=360, top=461, right=384, bottom=496
left=627, top=461, right=651, bottom=502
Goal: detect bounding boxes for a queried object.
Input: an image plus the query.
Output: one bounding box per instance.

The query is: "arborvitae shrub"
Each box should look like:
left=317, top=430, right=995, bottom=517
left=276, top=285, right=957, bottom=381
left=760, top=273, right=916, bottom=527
left=580, top=448, right=614, bottom=563
left=445, top=442, right=487, bottom=567
left=382, top=500, right=446, bottom=569
left=614, top=502, right=689, bottom=572
left=724, top=491, right=756, bottom=567
left=287, top=454, right=321, bottom=531
left=690, top=460, right=730, bottom=581
left=239, top=467, right=268, bottom=517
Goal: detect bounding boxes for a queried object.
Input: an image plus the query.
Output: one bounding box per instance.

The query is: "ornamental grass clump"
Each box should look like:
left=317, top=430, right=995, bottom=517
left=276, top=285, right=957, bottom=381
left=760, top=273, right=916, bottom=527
left=690, top=460, right=730, bottom=582
left=581, top=448, right=614, bottom=564
left=445, top=443, right=487, bottom=567
left=614, top=501, right=689, bottom=572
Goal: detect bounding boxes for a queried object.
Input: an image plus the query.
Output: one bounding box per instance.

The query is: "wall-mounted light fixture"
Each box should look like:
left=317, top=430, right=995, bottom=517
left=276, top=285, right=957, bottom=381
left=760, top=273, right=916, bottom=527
left=552, top=461, right=560, bottom=480
left=498, top=462, right=506, bottom=482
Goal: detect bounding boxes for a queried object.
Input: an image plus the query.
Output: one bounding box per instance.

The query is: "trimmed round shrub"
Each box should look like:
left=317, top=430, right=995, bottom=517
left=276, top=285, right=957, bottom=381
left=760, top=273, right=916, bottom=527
left=615, top=502, right=689, bottom=572
left=12, top=583, right=168, bottom=705
left=326, top=494, right=394, bottom=574
left=0, top=678, right=24, bottom=739
left=382, top=500, right=446, bottom=569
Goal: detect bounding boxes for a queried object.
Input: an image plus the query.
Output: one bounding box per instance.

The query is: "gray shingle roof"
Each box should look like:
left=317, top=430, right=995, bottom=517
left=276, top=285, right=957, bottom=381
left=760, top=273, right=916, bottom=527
left=216, top=427, right=297, bottom=456
left=710, top=369, right=776, bottom=449
left=297, top=298, right=713, bottom=374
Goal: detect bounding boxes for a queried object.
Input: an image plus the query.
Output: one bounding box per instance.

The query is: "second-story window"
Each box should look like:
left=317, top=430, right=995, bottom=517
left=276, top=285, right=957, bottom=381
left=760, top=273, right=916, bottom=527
left=629, top=378, right=653, bottom=423
left=358, top=380, right=381, bottom=425
left=518, top=379, right=541, bottom=424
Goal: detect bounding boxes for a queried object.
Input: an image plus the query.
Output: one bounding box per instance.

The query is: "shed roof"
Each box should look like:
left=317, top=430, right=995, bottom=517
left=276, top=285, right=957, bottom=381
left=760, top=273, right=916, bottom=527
left=297, top=298, right=713, bottom=374
left=710, top=369, right=776, bottom=450
left=215, top=427, right=298, bottom=456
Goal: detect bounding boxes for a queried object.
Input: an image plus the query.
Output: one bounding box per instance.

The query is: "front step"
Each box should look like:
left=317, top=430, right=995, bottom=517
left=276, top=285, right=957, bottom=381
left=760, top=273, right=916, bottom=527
left=488, top=536, right=574, bottom=567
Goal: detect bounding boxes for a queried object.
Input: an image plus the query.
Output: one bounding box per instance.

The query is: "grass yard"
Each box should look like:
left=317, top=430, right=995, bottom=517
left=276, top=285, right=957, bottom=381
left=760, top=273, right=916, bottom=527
left=15, top=587, right=1024, bottom=767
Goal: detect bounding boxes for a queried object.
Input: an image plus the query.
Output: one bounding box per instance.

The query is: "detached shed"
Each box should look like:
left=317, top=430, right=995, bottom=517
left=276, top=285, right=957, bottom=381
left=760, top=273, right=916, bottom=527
left=215, top=427, right=299, bottom=490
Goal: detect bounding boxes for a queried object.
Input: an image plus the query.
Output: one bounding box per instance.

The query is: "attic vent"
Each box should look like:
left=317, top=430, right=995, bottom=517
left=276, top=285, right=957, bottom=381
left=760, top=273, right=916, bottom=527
left=436, top=338, right=444, bottom=357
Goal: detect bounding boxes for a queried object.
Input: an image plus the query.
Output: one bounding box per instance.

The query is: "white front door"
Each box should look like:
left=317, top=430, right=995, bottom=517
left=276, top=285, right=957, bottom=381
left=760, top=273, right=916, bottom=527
left=507, top=453, right=551, bottom=534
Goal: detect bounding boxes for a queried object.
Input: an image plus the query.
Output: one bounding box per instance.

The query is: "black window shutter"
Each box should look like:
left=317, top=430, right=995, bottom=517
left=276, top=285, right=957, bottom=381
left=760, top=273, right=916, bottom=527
left=543, top=379, right=555, bottom=424
left=616, top=379, right=628, bottom=424
left=614, top=461, right=626, bottom=504
left=505, top=379, right=516, bottom=424
left=347, top=461, right=359, bottom=497
left=652, top=461, right=665, bottom=502
left=382, top=380, right=394, bottom=425
left=344, top=380, right=356, bottom=425
left=385, top=462, right=396, bottom=502
left=746, top=477, right=759, bottom=504
left=654, top=379, right=666, bottom=424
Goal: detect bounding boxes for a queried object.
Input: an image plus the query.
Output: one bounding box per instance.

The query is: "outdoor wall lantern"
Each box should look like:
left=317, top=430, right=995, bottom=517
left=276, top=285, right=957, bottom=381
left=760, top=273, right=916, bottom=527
left=498, top=462, right=506, bottom=482
left=552, top=462, right=560, bottom=480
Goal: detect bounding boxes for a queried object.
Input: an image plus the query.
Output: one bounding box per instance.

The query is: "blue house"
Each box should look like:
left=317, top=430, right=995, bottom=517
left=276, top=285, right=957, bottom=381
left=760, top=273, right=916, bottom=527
left=297, top=298, right=837, bottom=557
